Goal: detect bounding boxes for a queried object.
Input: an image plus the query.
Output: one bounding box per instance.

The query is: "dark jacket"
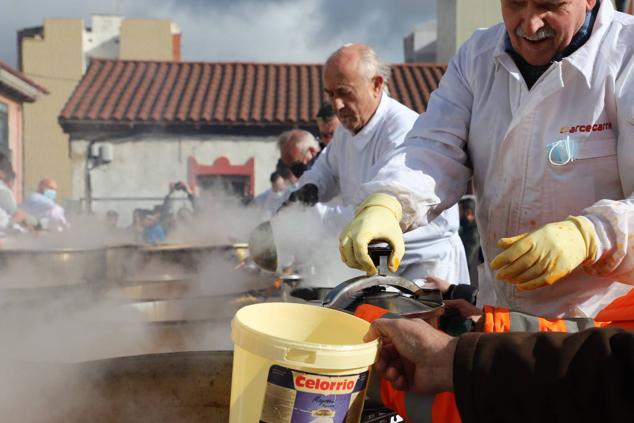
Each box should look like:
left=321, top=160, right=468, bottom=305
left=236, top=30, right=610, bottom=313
left=454, top=328, right=634, bottom=423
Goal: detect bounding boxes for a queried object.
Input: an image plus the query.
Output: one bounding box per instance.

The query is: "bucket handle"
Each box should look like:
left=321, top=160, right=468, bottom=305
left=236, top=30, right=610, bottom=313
left=284, top=348, right=317, bottom=365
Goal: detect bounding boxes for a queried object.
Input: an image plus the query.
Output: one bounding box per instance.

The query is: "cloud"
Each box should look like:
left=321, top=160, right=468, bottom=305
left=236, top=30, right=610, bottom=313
left=0, top=0, right=435, bottom=67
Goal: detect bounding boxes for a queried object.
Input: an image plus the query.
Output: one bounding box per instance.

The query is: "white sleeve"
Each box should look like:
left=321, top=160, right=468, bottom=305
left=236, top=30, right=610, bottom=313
left=358, top=46, right=474, bottom=230
left=299, top=144, right=341, bottom=203
left=581, top=61, right=634, bottom=284
left=314, top=202, right=355, bottom=233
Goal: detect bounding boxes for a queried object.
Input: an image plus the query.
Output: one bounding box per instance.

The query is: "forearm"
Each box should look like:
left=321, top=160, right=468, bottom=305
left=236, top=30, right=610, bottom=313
left=583, top=197, right=634, bottom=283
left=358, top=53, right=473, bottom=230
left=454, top=328, right=634, bottom=423
left=299, top=162, right=339, bottom=202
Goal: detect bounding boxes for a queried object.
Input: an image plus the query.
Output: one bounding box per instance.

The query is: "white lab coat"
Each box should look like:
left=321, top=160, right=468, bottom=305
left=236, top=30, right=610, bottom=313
left=301, top=93, right=469, bottom=284
left=361, top=0, right=634, bottom=317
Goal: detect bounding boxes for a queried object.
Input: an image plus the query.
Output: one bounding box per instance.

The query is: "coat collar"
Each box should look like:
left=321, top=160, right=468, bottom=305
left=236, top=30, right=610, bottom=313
left=494, top=0, right=615, bottom=89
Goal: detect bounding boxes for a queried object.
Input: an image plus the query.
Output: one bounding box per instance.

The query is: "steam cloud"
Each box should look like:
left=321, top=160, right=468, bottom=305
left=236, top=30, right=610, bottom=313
left=0, top=186, right=366, bottom=420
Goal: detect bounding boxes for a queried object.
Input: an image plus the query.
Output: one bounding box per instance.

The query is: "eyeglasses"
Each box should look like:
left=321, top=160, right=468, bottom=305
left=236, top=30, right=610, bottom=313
left=546, top=136, right=576, bottom=166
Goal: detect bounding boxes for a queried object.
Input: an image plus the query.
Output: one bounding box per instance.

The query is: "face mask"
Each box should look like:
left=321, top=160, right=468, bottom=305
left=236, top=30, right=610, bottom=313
left=289, top=162, right=308, bottom=179
left=43, top=189, right=57, bottom=202
left=273, top=190, right=285, bottom=197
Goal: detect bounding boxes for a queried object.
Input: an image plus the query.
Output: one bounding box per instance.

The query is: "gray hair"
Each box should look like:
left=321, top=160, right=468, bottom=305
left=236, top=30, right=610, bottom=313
left=277, top=129, right=319, bottom=154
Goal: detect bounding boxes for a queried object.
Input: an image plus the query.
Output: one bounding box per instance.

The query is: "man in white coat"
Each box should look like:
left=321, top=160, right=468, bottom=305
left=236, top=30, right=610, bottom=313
left=340, top=0, right=634, bottom=317
left=300, top=44, right=469, bottom=284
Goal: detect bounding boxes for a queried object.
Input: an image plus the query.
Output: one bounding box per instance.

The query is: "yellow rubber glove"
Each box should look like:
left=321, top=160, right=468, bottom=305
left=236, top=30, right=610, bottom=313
left=490, top=216, right=598, bottom=291
left=339, top=193, right=405, bottom=275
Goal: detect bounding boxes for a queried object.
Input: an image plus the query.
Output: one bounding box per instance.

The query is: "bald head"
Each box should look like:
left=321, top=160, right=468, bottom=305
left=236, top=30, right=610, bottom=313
left=324, top=44, right=388, bottom=133
left=37, top=178, right=58, bottom=194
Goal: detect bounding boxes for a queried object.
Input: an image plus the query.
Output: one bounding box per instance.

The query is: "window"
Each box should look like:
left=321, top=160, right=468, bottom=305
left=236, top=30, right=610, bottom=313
left=196, top=174, right=251, bottom=200
left=0, top=102, right=8, bottom=156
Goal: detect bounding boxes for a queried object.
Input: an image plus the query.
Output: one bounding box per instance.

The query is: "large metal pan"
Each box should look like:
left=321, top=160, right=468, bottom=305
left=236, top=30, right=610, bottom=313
left=0, top=247, right=107, bottom=308
left=139, top=243, right=248, bottom=265
left=104, top=273, right=198, bottom=301
left=3, top=351, right=233, bottom=423
left=105, top=293, right=262, bottom=324
left=0, top=247, right=107, bottom=289
left=5, top=351, right=397, bottom=423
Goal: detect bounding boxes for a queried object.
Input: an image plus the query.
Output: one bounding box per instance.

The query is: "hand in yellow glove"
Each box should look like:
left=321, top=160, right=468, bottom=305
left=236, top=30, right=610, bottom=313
left=490, top=216, right=598, bottom=291
left=339, top=193, right=405, bottom=275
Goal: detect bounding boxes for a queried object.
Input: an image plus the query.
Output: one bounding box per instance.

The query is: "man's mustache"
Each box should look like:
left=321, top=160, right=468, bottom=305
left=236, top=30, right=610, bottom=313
left=516, top=25, right=556, bottom=41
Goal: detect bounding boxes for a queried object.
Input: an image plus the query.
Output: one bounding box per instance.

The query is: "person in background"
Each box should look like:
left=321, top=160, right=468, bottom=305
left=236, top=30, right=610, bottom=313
left=105, top=210, right=119, bottom=230
left=253, top=171, right=287, bottom=217
left=158, top=181, right=197, bottom=234
left=278, top=129, right=322, bottom=182
left=141, top=209, right=166, bottom=245
left=277, top=129, right=322, bottom=206
left=340, top=0, right=634, bottom=318
left=19, top=178, right=68, bottom=230
left=176, top=206, right=194, bottom=226
left=0, top=153, right=30, bottom=232
left=315, top=102, right=340, bottom=149
left=302, top=43, right=468, bottom=284
left=459, top=197, right=482, bottom=287
left=129, top=208, right=145, bottom=242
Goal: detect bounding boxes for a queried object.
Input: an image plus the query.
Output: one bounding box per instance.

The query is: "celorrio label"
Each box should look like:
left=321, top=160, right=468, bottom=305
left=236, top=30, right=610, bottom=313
left=259, top=365, right=369, bottom=423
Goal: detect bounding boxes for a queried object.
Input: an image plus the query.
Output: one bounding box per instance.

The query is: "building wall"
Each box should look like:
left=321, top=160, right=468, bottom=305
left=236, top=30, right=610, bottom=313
left=20, top=19, right=84, bottom=200
left=0, top=93, right=24, bottom=201
left=19, top=17, right=180, bottom=203
left=70, top=134, right=279, bottom=224
left=403, top=21, right=437, bottom=63
left=119, top=20, right=178, bottom=61
left=437, top=0, right=502, bottom=63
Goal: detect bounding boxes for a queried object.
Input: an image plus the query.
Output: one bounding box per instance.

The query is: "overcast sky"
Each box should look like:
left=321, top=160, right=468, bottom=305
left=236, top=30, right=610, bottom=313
left=1, top=0, right=436, bottom=68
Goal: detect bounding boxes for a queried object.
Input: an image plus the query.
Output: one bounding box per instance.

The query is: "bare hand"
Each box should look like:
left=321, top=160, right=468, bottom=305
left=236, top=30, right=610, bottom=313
left=444, top=299, right=483, bottom=322
left=363, top=318, right=457, bottom=394
left=421, top=276, right=452, bottom=293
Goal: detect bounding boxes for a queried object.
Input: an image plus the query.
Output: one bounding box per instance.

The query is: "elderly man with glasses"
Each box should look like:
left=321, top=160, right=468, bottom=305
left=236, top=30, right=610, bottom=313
left=340, top=0, right=634, bottom=318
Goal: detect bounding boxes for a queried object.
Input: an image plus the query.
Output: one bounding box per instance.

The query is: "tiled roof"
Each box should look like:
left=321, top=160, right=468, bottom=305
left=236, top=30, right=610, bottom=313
left=59, top=59, right=447, bottom=132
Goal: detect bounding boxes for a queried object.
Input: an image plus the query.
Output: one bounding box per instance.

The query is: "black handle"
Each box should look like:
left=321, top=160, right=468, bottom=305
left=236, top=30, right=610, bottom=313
left=368, top=242, right=392, bottom=268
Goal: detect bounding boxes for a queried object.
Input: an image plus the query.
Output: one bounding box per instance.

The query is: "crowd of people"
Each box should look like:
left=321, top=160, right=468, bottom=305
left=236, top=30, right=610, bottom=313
left=0, top=152, right=68, bottom=236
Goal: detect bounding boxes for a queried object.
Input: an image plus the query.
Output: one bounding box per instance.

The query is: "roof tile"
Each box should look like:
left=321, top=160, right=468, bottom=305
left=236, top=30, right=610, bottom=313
left=60, top=59, right=447, bottom=129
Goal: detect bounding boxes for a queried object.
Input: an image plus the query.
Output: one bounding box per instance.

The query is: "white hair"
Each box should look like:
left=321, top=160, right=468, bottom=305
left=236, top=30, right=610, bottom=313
left=277, top=129, right=319, bottom=154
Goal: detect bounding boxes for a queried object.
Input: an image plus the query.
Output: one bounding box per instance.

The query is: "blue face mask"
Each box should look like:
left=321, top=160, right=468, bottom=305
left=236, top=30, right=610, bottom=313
left=43, top=189, right=57, bottom=202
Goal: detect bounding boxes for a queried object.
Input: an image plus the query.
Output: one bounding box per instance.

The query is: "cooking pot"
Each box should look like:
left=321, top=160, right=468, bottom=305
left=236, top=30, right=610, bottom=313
left=0, top=247, right=107, bottom=289
left=3, top=351, right=233, bottom=423
left=104, top=273, right=198, bottom=301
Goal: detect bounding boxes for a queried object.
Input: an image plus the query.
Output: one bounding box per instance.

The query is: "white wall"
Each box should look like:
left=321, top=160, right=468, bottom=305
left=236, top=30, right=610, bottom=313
left=70, top=133, right=279, bottom=224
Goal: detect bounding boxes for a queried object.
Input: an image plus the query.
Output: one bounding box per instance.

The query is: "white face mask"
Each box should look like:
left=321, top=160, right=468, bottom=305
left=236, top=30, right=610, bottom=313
left=43, top=189, right=57, bottom=202
left=273, top=190, right=285, bottom=197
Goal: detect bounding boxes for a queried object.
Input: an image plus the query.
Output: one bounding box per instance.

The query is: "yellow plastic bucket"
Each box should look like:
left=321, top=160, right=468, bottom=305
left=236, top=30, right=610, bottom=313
left=230, top=302, right=378, bottom=423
